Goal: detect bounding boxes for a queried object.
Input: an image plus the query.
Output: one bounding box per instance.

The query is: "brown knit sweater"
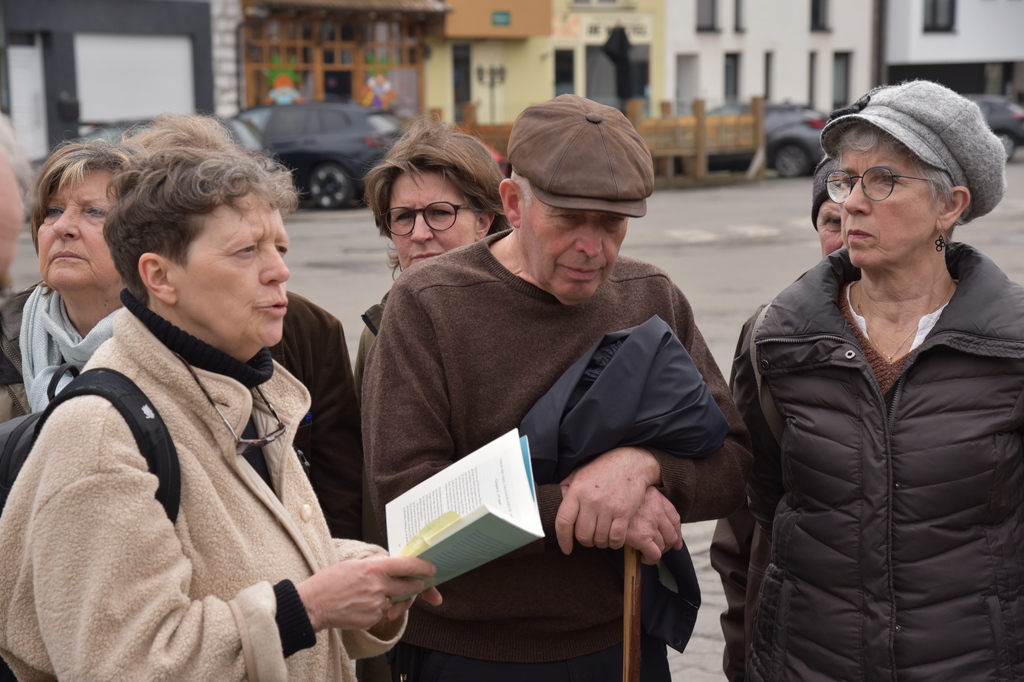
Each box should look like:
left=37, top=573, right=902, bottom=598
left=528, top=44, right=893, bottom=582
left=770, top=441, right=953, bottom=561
left=838, top=288, right=909, bottom=394
left=362, top=233, right=752, bottom=662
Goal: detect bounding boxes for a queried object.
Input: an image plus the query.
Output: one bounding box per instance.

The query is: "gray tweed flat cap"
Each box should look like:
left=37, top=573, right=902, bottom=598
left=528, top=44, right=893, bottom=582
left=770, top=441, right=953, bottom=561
left=821, top=80, right=1007, bottom=222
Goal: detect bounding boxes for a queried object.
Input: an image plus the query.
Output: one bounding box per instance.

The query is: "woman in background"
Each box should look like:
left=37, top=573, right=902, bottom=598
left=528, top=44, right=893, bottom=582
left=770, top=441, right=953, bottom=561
left=353, top=119, right=510, bottom=393
left=0, top=139, right=133, bottom=420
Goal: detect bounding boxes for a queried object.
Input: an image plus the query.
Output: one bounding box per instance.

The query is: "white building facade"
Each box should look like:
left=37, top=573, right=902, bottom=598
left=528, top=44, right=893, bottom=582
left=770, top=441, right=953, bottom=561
left=662, top=0, right=876, bottom=114
left=886, top=0, right=1024, bottom=100
left=210, top=0, right=243, bottom=118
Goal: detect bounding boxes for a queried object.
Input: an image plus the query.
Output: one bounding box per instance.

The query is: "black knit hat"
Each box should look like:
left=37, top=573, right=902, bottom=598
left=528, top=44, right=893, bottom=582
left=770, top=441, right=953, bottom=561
left=811, top=155, right=838, bottom=230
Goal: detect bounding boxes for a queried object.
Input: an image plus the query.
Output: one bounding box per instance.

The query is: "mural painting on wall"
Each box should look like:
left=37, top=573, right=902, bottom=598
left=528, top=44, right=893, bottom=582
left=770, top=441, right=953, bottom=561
left=361, top=71, right=396, bottom=109
left=552, top=12, right=582, bottom=40
left=360, top=55, right=397, bottom=110
left=265, top=58, right=303, bottom=105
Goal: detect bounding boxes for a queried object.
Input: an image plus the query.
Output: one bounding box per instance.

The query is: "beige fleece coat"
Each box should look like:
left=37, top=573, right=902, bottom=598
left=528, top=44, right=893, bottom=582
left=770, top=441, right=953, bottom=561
left=0, top=311, right=403, bottom=681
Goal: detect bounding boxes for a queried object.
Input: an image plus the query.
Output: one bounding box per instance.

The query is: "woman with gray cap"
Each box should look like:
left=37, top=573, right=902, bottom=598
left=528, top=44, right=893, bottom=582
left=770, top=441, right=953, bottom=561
left=734, top=80, right=1018, bottom=680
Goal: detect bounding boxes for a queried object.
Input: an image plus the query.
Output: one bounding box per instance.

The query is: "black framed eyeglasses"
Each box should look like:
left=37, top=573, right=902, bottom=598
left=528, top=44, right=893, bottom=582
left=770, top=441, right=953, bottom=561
left=383, top=201, right=469, bottom=236
left=175, top=354, right=286, bottom=455
left=825, top=166, right=931, bottom=203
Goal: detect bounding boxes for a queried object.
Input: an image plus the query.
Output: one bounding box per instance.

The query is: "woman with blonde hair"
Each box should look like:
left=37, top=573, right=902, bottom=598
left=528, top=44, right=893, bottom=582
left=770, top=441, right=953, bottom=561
left=0, top=138, right=135, bottom=420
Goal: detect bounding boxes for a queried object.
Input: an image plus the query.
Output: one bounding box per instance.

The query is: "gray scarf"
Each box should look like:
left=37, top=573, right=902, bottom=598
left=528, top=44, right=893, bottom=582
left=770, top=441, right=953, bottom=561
left=19, top=286, right=117, bottom=411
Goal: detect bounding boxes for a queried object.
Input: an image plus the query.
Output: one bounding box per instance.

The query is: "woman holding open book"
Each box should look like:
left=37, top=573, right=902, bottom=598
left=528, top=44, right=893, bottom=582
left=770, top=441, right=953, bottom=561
left=0, top=116, right=440, bottom=681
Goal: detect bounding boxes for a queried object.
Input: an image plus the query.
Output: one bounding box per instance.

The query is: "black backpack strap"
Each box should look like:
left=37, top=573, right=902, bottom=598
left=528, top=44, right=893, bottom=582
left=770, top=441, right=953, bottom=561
left=45, top=362, right=79, bottom=402
left=750, top=303, right=785, bottom=445
left=36, top=368, right=180, bottom=523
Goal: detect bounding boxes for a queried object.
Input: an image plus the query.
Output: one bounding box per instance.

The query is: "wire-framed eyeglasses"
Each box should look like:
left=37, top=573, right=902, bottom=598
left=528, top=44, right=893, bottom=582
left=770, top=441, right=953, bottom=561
left=383, top=202, right=470, bottom=236
left=175, top=354, right=286, bottom=455
left=825, top=166, right=931, bottom=203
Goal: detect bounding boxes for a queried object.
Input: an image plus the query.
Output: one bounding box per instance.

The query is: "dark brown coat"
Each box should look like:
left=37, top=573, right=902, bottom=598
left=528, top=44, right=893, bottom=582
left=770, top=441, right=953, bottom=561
left=271, top=291, right=363, bottom=541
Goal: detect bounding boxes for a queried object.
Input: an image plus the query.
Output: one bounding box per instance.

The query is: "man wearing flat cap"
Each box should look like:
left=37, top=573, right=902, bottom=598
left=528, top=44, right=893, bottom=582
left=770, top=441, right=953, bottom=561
left=362, top=94, right=751, bottom=680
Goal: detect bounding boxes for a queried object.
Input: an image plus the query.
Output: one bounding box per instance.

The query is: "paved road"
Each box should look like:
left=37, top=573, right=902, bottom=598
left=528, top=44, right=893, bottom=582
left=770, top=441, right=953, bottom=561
left=10, top=159, right=1022, bottom=680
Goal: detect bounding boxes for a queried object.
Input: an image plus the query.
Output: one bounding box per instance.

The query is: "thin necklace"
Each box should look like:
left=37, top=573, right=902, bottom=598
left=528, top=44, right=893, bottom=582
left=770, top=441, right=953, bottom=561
left=856, top=278, right=956, bottom=363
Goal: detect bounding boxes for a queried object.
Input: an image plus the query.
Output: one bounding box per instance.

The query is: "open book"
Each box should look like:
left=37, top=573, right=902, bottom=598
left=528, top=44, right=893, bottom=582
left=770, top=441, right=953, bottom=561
left=386, top=429, right=544, bottom=592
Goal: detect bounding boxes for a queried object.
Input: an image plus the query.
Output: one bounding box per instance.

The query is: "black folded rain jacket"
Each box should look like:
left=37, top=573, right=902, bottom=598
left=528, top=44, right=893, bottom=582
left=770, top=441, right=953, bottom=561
left=520, top=314, right=730, bottom=653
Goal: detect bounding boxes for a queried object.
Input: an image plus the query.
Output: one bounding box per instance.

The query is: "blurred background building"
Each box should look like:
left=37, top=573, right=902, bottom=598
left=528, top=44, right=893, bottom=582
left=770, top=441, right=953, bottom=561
left=1, top=0, right=1022, bottom=159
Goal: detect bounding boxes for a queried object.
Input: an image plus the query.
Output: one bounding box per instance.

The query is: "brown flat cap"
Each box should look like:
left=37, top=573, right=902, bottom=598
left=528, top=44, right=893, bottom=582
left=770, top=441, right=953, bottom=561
left=507, top=95, right=654, bottom=217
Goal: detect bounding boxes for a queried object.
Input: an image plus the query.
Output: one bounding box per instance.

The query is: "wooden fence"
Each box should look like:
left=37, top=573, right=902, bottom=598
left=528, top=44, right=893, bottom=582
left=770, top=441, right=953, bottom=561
left=442, top=97, right=766, bottom=186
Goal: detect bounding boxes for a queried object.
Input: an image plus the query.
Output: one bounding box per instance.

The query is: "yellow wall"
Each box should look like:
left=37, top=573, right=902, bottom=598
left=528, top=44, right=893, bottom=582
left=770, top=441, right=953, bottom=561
left=426, top=0, right=666, bottom=124
left=444, top=0, right=551, bottom=39
left=425, top=36, right=551, bottom=124
left=424, top=38, right=455, bottom=121
left=503, top=37, right=553, bottom=120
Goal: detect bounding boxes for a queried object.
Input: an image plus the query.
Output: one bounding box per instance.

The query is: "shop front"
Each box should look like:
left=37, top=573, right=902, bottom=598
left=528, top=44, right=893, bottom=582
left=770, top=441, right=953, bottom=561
left=241, top=0, right=446, bottom=117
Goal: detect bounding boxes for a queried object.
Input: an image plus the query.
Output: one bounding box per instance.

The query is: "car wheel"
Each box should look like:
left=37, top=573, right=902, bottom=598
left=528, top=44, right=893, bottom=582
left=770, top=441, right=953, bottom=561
left=773, top=144, right=812, bottom=178
left=996, top=132, right=1017, bottom=160
left=308, top=163, right=354, bottom=209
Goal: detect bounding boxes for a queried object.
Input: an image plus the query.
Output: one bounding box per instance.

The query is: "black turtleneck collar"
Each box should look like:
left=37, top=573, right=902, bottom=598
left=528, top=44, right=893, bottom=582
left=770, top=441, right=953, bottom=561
left=121, top=289, right=274, bottom=388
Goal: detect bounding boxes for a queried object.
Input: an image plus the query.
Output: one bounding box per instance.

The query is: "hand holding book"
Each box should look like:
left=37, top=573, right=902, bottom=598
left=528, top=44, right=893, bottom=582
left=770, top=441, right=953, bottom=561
left=386, top=429, right=543, bottom=596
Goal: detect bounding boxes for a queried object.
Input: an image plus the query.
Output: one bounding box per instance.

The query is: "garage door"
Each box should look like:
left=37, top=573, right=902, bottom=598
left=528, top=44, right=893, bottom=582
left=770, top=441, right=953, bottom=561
left=74, top=33, right=195, bottom=123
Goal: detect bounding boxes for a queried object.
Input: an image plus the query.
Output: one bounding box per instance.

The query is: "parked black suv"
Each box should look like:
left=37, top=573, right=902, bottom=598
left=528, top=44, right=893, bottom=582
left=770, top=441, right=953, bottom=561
left=237, top=102, right=402, bottom=209
left=967, top=94, right=1024, bottom=160
left=707, top=102, right=827, bottom=177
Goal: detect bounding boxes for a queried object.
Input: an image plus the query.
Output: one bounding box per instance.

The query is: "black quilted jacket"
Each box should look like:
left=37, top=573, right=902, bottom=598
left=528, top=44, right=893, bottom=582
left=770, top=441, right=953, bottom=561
left=735, top=243, right=1024, bottom=681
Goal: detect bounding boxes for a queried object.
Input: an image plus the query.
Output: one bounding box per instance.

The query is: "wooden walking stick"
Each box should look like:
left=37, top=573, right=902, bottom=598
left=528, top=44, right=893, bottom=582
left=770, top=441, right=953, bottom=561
left=623, top=545, right=642, bottom=682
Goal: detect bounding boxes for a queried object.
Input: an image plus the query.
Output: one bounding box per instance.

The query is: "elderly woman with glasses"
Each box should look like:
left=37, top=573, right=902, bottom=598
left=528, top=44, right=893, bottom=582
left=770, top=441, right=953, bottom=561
left=733, top=80, right=1018, bottom=681
left=353, top=118, right=510, bottom=394
left=0, top=118, right=440, bottom=681
left=353, top=118, right=509, bottom=682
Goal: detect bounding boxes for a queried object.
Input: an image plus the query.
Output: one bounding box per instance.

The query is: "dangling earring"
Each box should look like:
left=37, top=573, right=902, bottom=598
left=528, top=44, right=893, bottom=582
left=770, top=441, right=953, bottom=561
left=935, top=231, right=947, bottom=252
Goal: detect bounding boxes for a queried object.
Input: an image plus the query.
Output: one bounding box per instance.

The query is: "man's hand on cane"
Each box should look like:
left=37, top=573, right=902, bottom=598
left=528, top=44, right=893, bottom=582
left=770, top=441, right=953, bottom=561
left=555, top=446, right=680, bottom=563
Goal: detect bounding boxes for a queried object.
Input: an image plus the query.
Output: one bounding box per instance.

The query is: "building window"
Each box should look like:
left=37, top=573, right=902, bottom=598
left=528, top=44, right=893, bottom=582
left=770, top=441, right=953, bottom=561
left=697, top=0, right=718, bottom=32
left=924, top=0, right=956, bottom=31
left=734, top=0, right=744, bottom=32
left=725, top=53, right=740, bottom=103
left=243, top=15, right=424, bottom=116
left=555, top=49, right=575, bottom=97
left=764, top=51, right=773, bottom=102
left=811, top=0, right=829, bottom=31
left=832, top=52, right=851, bottom=110
left=808, top=51, right=817, bottom=107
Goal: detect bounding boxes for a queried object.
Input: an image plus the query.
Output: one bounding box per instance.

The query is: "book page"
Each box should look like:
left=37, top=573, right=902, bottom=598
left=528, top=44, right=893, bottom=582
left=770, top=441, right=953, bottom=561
left=386, top=430, right=538, bottom=552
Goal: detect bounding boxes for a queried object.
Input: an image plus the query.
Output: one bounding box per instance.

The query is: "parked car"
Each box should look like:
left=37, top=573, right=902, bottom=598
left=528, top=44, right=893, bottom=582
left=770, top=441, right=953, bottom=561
left=707, top=102, right=827, bottom=177
left=967, top=94, right=1024, bottom=160
left=77, top=117, right=265, bottom=155
left=236, top=102, right=402, bottom=209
